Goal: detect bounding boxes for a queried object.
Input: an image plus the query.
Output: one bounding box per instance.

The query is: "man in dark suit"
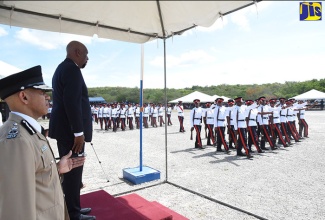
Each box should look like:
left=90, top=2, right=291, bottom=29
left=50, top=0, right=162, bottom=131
left=49, top=41, right=95, bottom=220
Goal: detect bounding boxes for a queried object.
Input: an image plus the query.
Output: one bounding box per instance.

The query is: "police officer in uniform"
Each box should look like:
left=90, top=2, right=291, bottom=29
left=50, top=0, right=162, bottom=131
left=233, top=97, right=252, bottom=158
left=190, top=99, right=204, bottom=148
left=177, top=100, right=185, bottom=132
left=0, top=66, right=85, bottom=220
left=213, top=98, right=230, bottom=153
left=203, top=102, right=215, bottom=146
left=166, top=104, right=173, bottom=126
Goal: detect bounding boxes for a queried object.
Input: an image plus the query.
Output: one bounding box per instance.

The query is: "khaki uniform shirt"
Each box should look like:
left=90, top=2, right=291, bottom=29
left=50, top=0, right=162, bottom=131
left=0, top=113, right=68, bottom=220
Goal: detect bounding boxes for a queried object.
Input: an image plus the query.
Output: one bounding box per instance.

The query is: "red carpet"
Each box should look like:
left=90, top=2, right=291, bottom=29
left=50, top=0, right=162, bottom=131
left=80, top=190, right=189, bottom=220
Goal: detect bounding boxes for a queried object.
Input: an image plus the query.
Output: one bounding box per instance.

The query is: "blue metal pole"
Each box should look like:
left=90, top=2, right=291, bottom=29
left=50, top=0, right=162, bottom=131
left=139, top=44, right=144, bottom=171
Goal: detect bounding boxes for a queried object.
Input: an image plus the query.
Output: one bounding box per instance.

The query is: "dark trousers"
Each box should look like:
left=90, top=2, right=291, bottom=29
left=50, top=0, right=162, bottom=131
left=99, top=117, right=103, bottom=129
left=135, top=117, right=140, bottom=129
left=128, top=117, right=134, bottom=129
left=228, top=125, right=236, bottom=148
left=206, top=124, right=215, bottom=145
left=178, top=116, right=185, bottom=132
left=237, top=127, right=249, bottom=155
left=272, top=123, right=287, bottom=146
left=215, top=126, right=229, bottom=151
left=299, top=119, right=308, bottom=137
left=280, top=122, right=291, bottom=144
left=247, top=125, right=261, bottom=151
left=143, top=117, right=149, bottom=128
left=167, top=114, right=172, bottom=125
left=159, top=116, right=164, bottom=126
left=57, top=140, right=84, bottom=220
left=260, top=124, right=275, bottom=148
left=112, top=117, right=117, bottom=132
left=194, top=125, right=202, bottom=148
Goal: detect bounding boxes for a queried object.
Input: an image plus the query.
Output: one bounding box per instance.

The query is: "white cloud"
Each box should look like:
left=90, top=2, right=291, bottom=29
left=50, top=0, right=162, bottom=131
left=14, top=28, right=107, bottom=50
left=230, top=1, right=273, bottom=31
left=150, top=49, right=216, bottom=68
left=0, top=27, right=8, bottom=37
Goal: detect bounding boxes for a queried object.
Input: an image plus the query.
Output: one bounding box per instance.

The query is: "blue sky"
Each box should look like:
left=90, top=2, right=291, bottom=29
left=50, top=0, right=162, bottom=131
left=0, top=1, right=324, bottom=89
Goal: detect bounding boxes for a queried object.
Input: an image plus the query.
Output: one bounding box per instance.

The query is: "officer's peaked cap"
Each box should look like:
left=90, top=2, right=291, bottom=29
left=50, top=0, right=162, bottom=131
left=0, top=65, right=52, bottom=100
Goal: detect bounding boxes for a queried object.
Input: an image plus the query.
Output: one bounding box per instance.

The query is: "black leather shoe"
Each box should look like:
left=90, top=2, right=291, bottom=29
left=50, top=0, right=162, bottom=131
left=237, top=152, right=246, bottom=157
left=79, top=214, right=96, bottom=220
left=216, top=149, right=224, bottom=152
left=247, top=154, right=253, bottom=159
left=80, top=208, right=92, bottom=215
left=257, top=150, right=264, bottom=153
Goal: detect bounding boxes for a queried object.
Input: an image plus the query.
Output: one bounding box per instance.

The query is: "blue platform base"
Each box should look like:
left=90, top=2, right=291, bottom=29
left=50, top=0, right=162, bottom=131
left=123, top=166, right=160, bottom=185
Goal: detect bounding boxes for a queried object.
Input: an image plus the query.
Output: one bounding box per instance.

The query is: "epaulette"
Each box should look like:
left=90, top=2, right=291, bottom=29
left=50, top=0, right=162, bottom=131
left=21, top=120, right=36, bottom=135
left=7, top=122, right=19, bottom=139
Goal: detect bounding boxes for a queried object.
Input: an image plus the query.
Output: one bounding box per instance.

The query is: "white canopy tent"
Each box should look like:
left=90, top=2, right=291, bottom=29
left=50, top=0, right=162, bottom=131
left=0, top=1, right=260, bottom=43
left=291, top=89, right=325, bottom=100
left=211, top=95, right=232, bottom=102
left=0, top=61, right=22, bottom=79
left=169, top=91, right=214, bottom=103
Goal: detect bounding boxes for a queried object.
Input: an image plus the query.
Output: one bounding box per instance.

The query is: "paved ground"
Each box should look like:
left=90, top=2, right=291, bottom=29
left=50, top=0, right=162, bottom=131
left=43, top=110, right=325, bottom=220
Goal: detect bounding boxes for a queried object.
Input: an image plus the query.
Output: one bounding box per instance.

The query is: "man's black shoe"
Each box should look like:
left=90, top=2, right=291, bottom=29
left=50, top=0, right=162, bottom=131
left=237, top=152, right=246, bottom=157
left=229, top=146, right=236, bottom=149
left=80, top=208, right=91, bottom=215
left=261, top=147, right=269, bottom=150
left=247, top=154, right=253, bottom=159
left=216, top=149, right=224, bottom=152
left=257, top=150, right=264, bottom=153
left=79, top=214, right=96, bottom=220
left=207, top=143, right=213, bottom=146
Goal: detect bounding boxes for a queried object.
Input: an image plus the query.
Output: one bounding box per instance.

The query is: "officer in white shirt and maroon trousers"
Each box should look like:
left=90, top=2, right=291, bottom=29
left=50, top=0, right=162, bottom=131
left=190, top=99, right=204, bottom=149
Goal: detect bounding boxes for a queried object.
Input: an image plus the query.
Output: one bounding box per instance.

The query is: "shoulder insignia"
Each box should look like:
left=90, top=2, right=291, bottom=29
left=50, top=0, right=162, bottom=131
left=21, top=120, right=36, bottom=135
left=7, top=123, right=19, bottom=139
left=41, top=145, right=49, bottom=152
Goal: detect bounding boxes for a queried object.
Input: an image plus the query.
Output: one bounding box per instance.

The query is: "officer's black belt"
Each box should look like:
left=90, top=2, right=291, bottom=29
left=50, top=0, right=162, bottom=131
left=287, top=115, right=292, bottom=116
left=207, top=117, right=213, bottom=119
left=280, top=115, right=286, bottom=116
left=263, top=117, right=268, bottom=119
left=238, top=119, right=245, bottom=121
left=194, top=118, right=201, bottom=120
left=249, top=119, right=255, bottom=121
left=273, top=117, right=279, bottom=119
left=217, top=119, right=225, bottom=121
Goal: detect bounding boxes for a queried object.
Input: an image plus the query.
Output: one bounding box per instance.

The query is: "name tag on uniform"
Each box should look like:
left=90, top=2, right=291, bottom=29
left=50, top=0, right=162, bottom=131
left=41, top=145, right=48, bottom=152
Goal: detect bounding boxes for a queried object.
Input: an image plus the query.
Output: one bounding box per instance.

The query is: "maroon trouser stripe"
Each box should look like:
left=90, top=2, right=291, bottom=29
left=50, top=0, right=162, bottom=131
left=281, top=122, right=291, bottom=143
left=207, top=124, right=215, bottom=143
left=194, top=125, right=202, bottom=147
left=238, top=128, right=249, bottom=155
left=301, top=119, right=308, bottom=137
left=288, top=122, right=299, bottom=141
left=262, top=125, right=274, bottom=147
left=247, top=126, right=261, bottom=151
left=273, top=124, right=286, bottom=146
left=217, top=127, right=229, bottom=151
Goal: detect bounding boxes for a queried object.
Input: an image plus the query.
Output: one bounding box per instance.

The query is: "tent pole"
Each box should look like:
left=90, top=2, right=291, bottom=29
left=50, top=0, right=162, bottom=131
left=163, top=38, right=168, bottom=181
left=139, top=44, right=144, bottom=171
